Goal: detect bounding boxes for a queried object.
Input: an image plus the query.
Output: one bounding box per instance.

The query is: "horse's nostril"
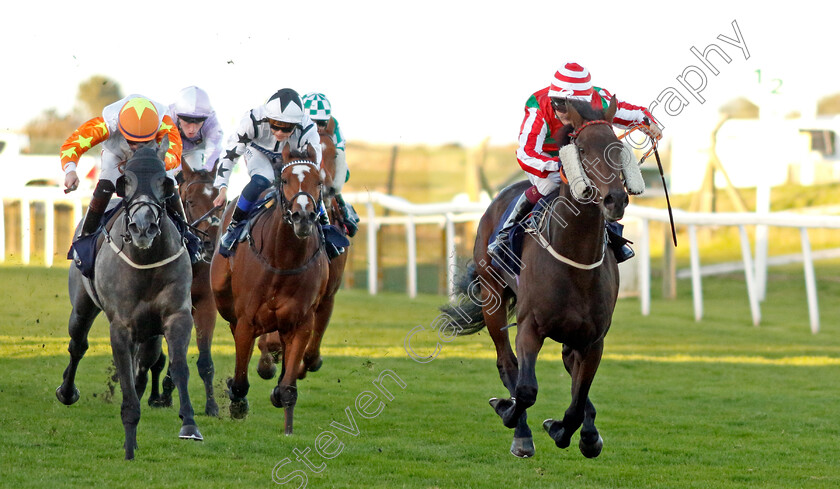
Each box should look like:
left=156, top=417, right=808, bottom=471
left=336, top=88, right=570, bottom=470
left=148, top=223, right=159, bottom=236
left=604, top=194, right=615, bottom=207
left=128, top=223, right=139, bottom=234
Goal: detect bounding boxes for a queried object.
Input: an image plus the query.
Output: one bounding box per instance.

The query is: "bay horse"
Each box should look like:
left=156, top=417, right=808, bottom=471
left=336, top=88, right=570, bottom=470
left=441, top=96, right=645, bottom=458
left=147, top=159, right=222, bottom=416
left=56, top=144, right=202, bottom=460
left=210, top=144, right=330, bottom=434
left=256, top=132, right=348, bottom=381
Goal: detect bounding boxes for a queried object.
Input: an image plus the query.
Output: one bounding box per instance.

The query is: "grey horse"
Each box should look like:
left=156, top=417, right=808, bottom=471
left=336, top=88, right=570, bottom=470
left=56, top=143, right=202, bottom=460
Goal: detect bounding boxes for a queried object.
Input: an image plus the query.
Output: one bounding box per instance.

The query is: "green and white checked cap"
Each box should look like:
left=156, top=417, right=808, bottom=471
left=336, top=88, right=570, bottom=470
left=302, top=92, right=332, bottom=121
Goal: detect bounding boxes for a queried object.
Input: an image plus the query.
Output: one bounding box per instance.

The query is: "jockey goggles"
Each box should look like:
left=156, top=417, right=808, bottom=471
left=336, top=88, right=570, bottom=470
left=269, top=120, right=297, bottom=133
left=550, top=97, right=568, bottom=113
left=179, top=115, right=207, bottom=124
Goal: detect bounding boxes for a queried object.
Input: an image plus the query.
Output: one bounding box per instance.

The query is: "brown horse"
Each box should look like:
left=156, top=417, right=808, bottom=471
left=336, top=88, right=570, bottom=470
left=148, top=160, right=222, bottom=416
left=256, top=132, right=348, bottom=380
left=210, top=144, right=329, bottom=434
left=442, top=96, right=643, bottom=458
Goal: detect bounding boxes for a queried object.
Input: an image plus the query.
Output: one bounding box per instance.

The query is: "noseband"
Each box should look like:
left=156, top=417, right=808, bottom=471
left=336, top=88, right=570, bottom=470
left=278, top=160, right=322, bottom=225
left=122, top=197, right=163, bottom=243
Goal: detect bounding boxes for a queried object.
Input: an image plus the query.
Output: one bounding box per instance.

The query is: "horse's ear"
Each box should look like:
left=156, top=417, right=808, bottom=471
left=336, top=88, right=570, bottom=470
left=180, top=155, right=195, bottom=179
left=305, top=143, right=316, bottom=161
left=565, top=99, right=584, bottom=129
left=115, top=176, right=126, bottom=197
left=604, top=94, right=617, bottom=123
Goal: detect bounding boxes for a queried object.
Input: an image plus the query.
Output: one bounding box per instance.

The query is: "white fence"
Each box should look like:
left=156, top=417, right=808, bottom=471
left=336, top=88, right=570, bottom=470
left=3, top=188, right=839, bottom=333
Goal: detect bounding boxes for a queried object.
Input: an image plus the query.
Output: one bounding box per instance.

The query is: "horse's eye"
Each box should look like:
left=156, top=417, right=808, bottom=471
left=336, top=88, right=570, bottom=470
left=578, top=147, right=585, bottom=156
left=281, top=178, right=288, bottom=185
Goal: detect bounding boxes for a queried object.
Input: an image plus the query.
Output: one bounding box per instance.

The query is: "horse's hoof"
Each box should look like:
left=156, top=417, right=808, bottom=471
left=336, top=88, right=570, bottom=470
left=579, top=434, right=604, bottom=458
left=56, top=385, right=80, bottom=405
left=489, top=397, right=517, bottom=429
left=205, top=399, right=220, bottom=417
left=229, top=398, right=249, bottom=419
left=271, top=385, right=298, bottom=409
left=542, top=419, right=570, bottom=449
left=257, top=358, right=277, bottom=380
left=148, top=395, right=172, bottom=408
left=306, top=357, right=323, bottom=372
left=179, top=424, right=204, bottom=441
left=510, top=437, right=535, bottom=458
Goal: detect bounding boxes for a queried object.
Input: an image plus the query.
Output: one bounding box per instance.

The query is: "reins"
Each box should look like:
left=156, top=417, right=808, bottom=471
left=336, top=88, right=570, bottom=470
left=527, top=204, right=607, bottom=270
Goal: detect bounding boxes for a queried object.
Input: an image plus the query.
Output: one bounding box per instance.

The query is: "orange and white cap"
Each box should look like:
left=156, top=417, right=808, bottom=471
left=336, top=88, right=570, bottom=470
left=118, top=97, right=160, bottom=142
left=548, top=63, right=593, bottom=102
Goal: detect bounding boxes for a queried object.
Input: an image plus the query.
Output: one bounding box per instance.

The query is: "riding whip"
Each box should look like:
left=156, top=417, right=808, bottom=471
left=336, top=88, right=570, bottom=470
left=643, top=118, right=678, bottom=247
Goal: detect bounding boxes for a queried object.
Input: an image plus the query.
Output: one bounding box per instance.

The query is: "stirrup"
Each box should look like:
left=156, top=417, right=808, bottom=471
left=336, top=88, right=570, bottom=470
left=325, top=242, right=344, bottom=260
left=614, top=244, right=635, bottom=264
left=218, top=222, right=244, bottom=256
left=487, top=231, right=510, bottom=259
left=341, top=204, right=360, bottom=237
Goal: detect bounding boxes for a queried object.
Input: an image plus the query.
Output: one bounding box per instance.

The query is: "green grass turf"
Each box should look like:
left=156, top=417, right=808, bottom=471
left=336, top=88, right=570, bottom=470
left=1, top=263, right=839, bottom=488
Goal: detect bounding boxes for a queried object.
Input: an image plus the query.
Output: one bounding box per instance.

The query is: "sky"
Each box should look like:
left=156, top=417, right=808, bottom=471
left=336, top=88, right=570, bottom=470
left=1, top=0, right=837, bottom=148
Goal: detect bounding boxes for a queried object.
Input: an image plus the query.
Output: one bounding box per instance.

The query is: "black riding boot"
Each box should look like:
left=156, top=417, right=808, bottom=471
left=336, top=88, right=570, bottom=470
left=606, top=221, right=635, bottom=263
left=165, top=195, right=202, bottom=263
left=487, top=192, right=534, bottom=260
left=334, top=193, right=359, bottom=238
left=219, top=206, right=248, bottom=257
left=80, top=180, right=115, bottom=238
left=319, top=202, right=344, bottom=260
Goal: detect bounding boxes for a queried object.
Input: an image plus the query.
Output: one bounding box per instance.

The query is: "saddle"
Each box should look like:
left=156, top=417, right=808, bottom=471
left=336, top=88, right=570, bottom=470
left=487, top=192, right=554, bottom=276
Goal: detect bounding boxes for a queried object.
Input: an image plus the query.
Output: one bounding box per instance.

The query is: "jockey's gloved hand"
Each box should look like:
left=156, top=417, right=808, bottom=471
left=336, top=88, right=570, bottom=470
left=547, top=171, right=563, bottom=185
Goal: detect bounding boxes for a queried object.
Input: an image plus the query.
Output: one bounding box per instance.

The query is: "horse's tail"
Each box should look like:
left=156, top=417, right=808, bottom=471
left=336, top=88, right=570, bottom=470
left=439, top=261, right=488, bottom=336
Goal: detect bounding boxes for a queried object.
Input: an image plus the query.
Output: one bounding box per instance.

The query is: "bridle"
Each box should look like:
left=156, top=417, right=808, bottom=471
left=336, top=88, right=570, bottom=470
left=277, top=160, right=322, bottom=225
left=180, top=174, right=222, bottom=228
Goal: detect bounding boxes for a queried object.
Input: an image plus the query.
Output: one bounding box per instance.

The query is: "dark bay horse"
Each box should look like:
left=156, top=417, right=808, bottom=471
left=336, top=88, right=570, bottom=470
left=210, top=145, right=329, bottom=434
left=442, top=96, right=644, bottom=458
left=148, top=159, right=222, bottom=416
left=256, top=133, right=348, bottom=380
left=56, top=145, right=202, bottom=460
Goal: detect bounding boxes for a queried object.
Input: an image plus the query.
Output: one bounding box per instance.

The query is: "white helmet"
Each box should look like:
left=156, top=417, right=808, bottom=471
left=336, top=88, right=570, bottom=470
left=172, top=86, right=214, bottom=120
left=264, top=88, right=304, bottom=124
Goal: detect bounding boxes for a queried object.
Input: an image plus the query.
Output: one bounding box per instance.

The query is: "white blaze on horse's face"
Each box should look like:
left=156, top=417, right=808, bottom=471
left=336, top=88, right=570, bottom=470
left=291, top=165, right=313, bottom=210
left=291, top=165, right=311, bottom=189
